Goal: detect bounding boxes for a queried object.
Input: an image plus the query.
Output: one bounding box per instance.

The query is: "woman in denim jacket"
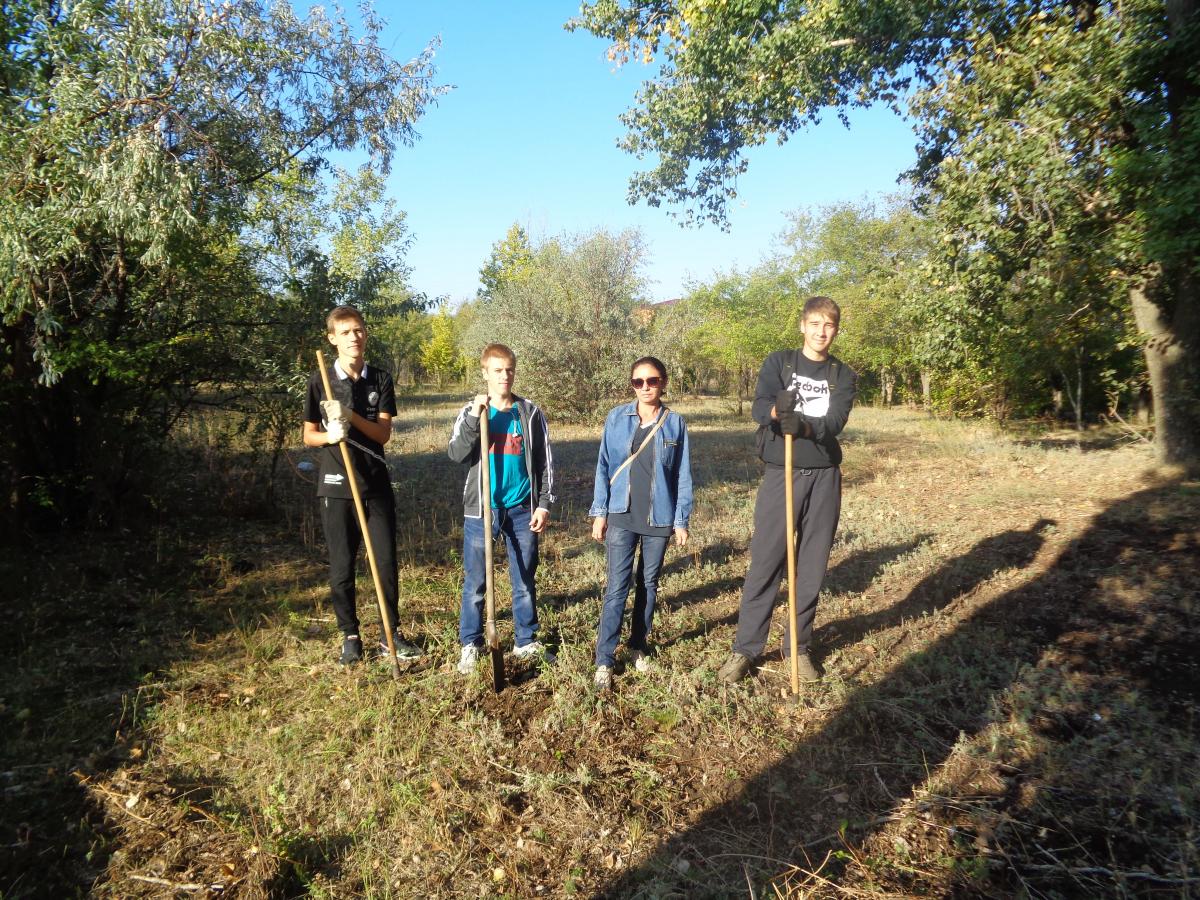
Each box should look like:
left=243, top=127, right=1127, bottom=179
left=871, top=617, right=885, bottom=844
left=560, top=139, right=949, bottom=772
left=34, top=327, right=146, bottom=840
left=589, top=357, right=693, bottom=691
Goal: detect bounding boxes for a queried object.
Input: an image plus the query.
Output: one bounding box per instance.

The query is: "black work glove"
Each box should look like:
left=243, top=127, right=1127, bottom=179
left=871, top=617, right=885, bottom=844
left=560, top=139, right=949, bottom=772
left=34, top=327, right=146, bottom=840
left=776, top=389, right=804, bottom=436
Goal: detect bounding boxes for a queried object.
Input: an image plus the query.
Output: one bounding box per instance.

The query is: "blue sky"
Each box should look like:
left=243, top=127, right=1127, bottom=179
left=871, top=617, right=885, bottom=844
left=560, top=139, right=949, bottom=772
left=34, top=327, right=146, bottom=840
left=363, top=1, right=918, bottom=304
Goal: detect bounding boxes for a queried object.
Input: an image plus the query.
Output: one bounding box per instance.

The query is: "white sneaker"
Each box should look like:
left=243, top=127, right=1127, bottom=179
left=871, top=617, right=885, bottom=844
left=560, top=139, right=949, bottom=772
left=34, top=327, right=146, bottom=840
left=513, top=640, right=555, bottom=664
left=594, top=665, right=613, bottom=692
left=629, top=649, right=653, bottom=673
left=457, top=644, right=480, bottom=675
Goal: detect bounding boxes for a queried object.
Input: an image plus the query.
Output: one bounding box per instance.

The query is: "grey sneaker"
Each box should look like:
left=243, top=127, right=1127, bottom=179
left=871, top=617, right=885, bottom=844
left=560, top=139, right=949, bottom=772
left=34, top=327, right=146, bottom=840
left=593, top=665, right=613, bottom=692
left=377, top=637, right=422, bottom=661
left=785, top=652, right=821, bottom=683
left=339, top=635, right=363, bottom=666
left=457, top=644, right=480, bottom=675
left=629, top=649, right=653, bottom=673
left=513, top=641, right=556, bottom=664
left=717, top=652, right=753, bottom=684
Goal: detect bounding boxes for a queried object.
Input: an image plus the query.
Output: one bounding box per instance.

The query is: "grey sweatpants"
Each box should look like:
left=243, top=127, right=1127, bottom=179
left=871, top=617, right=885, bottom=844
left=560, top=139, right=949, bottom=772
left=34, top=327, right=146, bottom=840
left=732, top=465, right=841, bottom=659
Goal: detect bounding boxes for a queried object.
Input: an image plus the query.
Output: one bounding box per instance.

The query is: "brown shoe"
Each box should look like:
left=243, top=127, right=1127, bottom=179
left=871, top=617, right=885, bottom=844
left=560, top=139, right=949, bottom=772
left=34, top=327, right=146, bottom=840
left=717, top=653, right=753, bottom=684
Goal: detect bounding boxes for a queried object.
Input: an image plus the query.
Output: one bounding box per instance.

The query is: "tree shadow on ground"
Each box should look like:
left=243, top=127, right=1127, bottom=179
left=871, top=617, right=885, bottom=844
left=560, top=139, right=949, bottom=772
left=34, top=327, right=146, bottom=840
left=664, top=535, right=941, bottom=652
left=592, top=482, right=1194, bottom=898
left=0, top=519, right=347, bottom=897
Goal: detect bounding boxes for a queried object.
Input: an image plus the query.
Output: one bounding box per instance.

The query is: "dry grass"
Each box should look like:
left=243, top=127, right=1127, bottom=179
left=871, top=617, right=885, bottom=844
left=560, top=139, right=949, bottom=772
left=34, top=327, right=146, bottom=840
left=2, top=397, right=1196, bottom=898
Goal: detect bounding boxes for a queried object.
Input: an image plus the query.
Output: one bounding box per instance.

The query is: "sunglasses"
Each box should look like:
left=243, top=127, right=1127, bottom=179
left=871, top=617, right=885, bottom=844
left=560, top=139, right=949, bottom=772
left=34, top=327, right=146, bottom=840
left=630, top=376, right=663, bottom=389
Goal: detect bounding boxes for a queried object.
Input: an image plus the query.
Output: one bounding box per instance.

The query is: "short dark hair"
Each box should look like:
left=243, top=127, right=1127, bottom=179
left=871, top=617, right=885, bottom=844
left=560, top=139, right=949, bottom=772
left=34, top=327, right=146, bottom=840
left=630, top=356, right=667, bottom=381
left=802, top=296, right=840, bottom=325
left=480, top=342, right=517, bottom=367
left=326, top=305, right=365, bottom=333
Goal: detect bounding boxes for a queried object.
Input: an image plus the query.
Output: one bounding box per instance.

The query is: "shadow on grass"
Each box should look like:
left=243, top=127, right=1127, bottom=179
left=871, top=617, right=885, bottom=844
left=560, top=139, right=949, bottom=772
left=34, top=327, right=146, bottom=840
left=817, top=522, right=1052, bottom=659
left=660, top=540, right=743, bottom=578
left=669, top=610, right=740, bottom=648
left=0, top=520, right=338, bottom=897
left=592, top=483, right=1195, bottom=898
left=823, top=535, right=933, bottom=596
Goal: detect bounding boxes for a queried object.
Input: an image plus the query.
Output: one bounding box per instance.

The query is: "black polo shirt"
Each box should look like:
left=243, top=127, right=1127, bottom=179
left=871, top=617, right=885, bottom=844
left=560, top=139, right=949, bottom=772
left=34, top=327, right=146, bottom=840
left=303, top=362, right=396, bottom=499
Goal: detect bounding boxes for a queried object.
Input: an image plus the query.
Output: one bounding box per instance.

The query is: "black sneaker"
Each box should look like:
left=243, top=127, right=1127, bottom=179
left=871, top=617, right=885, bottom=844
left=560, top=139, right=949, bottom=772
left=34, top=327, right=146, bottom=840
left=339, top=635, right=363, bottom=665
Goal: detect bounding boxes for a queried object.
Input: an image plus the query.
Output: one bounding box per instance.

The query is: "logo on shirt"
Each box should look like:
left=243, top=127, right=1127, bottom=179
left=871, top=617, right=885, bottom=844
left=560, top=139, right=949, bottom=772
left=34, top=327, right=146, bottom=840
left=787, top=374, right=832, bottom=417
left=324, top=473, right=345, bottom=486
left=368, top=390, right=379, bottom=407
left=489, top=431, right=524, bottom=456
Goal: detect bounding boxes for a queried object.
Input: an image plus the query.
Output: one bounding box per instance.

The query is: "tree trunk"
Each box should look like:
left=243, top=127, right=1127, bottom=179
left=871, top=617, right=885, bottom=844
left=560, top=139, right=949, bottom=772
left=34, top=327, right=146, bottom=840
left=1130, top=277, right=1200, bottom=467
left=1134, top=0, right=1200, bottom=468
left=881, top=367, right=895, bottom=405
left=920, top=371, right=932, bottom=410
left=1075, top=353, right=1084, bottom=433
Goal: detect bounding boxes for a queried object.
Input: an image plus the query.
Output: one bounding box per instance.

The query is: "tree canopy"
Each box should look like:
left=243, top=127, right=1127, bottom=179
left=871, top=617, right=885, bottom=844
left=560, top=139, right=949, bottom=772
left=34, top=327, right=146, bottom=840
left=573, top=0, right=1200, bottom=465
left=0, top=0, right=445, bottom=530
left=464, top=228, right=649, bottom=421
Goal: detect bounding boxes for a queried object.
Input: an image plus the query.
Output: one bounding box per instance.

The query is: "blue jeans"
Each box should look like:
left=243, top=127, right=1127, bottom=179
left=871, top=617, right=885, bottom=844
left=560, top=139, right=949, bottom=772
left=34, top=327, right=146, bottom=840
left=595, top=525, right=670, bottom=667
left=460, top=504, right=540, bottom=648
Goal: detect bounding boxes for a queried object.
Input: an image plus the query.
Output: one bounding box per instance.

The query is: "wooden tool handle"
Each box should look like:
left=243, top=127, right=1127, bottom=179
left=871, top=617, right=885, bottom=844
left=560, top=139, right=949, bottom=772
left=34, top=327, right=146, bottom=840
left=785, top=433, right=799, bottom=695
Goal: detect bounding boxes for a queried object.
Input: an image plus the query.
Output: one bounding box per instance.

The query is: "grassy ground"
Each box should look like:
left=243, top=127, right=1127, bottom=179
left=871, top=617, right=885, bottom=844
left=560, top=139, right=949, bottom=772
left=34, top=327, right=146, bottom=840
left=2, top=396, right=1197, bottom=898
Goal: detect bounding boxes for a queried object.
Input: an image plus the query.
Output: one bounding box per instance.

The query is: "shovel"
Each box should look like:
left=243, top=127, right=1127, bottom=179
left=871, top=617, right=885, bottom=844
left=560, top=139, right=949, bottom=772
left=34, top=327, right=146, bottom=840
left=479, top=401, right=506, bottom=692
left=317, top=350, right=401, bottom=682
left=784, top=432, right=800, bottom=696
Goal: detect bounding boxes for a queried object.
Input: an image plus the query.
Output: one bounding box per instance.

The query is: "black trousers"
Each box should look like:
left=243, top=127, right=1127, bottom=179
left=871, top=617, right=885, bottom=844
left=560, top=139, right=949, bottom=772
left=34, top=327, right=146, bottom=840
left=320, top=493, right=398, bottom=640
left=732, top=465, right=841, bottom=659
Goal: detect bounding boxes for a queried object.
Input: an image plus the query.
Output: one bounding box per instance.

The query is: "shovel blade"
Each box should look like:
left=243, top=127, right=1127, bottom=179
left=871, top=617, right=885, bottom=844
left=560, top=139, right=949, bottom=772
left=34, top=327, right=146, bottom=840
left=490, top=646, right=506, bottom=693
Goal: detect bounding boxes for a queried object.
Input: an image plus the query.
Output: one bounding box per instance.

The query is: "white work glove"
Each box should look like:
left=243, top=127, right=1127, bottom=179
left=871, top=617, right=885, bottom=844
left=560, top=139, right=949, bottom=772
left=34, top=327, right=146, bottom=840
left=325, top=420, right=347, bottom=445
left=321, top=400, right=351, bottom=429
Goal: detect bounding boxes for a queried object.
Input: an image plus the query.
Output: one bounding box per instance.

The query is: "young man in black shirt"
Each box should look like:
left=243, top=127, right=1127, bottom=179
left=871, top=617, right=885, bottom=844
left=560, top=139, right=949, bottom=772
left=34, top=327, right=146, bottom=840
left=302, top=305, right=421, bottom=665
left=718, top=296, right=857, bottom=684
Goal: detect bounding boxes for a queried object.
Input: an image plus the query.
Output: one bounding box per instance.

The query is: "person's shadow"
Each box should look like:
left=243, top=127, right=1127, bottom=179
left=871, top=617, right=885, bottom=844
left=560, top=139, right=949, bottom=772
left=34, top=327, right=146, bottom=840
left=817, top=521, right=1053, bottom=661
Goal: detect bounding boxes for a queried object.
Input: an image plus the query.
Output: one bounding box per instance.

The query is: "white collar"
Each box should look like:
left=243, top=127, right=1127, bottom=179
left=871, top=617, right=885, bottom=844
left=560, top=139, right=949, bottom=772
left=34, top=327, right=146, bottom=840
left=333, top=359, right=369, bottom=380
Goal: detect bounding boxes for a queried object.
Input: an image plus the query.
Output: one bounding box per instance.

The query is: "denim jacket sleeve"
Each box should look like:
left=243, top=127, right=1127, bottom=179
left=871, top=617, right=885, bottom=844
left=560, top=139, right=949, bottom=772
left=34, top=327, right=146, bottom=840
left=673, top=415, right=694, bottom=529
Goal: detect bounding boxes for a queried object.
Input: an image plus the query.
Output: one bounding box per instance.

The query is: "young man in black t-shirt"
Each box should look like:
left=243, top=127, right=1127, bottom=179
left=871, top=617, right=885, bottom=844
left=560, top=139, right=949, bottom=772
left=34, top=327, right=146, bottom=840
left=302, top=305, right=421, bottom=665
left=718, top=296, right=857, bottom=685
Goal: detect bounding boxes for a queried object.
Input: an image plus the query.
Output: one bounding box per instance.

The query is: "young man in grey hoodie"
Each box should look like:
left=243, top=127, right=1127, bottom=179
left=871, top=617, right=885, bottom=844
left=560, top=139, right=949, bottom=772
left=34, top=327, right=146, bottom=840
left=447, top=343, right=556, bottom=674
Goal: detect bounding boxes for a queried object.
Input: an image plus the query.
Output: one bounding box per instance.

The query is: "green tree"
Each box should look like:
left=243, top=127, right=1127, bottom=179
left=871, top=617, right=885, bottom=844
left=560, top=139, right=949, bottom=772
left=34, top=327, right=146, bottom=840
left=374, top=310, right=434, bottom=387
left=644, top=297, right=711, bottom=396
left=0, top=0, right=444, bottom=528
left=783, top=198, right=935, bottom=406
left=478, top=223, right=535, bottom=300
left=465, top=229, right=648, bottom=420
left=421, top=304, right=468, bottom=387
left=573, top=0, right=1200, bottom=465
left=687, top=265, right=801, bottom=414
